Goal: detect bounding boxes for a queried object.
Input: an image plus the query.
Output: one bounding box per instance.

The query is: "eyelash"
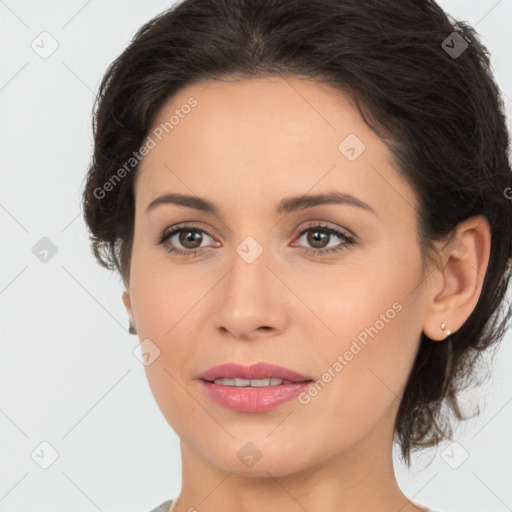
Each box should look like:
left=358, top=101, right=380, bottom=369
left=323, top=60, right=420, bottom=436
left=155, top=222, right=357, bottom=258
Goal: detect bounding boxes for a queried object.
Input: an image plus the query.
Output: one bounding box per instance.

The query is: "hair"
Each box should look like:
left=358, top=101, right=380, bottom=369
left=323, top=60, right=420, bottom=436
left=82, top=0, right=512, bottom=467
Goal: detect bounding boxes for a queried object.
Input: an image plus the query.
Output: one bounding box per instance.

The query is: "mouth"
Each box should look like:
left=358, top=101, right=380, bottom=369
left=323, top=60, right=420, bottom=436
left=197, top=362, right=314, bottom=412
left=198, top=362, right=314, bottom=385
left=200, top=377, right=313, bottom=387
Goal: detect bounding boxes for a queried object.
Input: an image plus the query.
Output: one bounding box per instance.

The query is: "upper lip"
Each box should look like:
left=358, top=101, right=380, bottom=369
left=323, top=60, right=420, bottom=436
left=199, top=362, right=314, bottom=383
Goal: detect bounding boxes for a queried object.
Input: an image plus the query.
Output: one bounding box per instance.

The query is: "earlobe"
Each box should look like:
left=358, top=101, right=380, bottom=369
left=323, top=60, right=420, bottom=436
left=422, top=215, right=491, bottom=342
left=122, top=291, right=137, bottom=334
left=122, top=291, right=132, bottom=317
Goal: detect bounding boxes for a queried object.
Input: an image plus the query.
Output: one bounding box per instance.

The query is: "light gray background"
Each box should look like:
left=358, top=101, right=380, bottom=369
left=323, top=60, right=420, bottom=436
left=1, top=1, right=511, bottom=511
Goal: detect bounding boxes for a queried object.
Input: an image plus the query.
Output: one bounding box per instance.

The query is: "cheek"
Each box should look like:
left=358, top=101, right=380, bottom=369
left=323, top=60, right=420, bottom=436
left=297, top=302, right=421, bottom=452
left=128, top=247, right=214, bottom=390
left=128, top=245, right=201, bottom=337
left=306, top=252, right=423, bottom=415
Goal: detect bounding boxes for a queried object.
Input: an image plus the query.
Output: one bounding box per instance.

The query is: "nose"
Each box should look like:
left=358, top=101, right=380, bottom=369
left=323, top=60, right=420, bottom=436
left=212, top=245, right=290, bottom=341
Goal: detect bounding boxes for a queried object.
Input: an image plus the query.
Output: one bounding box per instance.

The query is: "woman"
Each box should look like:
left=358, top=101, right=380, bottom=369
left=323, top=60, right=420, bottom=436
left=81, top=0, right=512, bottom=511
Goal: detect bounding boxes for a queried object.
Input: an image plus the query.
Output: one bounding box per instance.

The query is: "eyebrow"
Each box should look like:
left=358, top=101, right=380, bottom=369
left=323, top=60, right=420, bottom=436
left=145, top=191, right=378, bottom=217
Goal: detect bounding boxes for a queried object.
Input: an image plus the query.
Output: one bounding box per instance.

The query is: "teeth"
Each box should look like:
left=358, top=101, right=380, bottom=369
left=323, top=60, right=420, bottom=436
left=212, top=377, right=293, bottom=387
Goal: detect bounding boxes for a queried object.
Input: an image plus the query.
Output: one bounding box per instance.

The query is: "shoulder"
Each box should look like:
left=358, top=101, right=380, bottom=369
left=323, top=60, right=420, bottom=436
left=146, top=499, right=174, bottom=512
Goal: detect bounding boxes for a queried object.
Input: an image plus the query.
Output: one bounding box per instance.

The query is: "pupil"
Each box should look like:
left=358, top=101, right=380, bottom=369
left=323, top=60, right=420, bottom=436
left=309, top=230, right=328, bottom=248
left=181, top=230, right=202, bottom=248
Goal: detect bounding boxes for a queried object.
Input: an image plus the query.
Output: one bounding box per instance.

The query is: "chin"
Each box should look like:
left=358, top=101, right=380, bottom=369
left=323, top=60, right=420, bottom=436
left=202, top=441, right=314, bottom=478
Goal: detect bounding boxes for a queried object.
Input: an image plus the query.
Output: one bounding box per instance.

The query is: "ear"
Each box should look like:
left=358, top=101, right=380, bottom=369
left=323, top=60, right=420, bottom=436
left=122, top=290, right=135, bottom=328
left=422, top=215, right=491, bottom=341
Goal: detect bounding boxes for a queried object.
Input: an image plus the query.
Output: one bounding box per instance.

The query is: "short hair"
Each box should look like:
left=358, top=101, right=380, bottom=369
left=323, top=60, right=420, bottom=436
left=82, top=0, right=512, bottom=467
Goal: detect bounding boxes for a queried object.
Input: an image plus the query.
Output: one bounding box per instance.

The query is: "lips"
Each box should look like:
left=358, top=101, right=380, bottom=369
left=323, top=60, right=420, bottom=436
left=198, top=362, right=314, bottom=383
left=198, top=363, right=315, bottom=413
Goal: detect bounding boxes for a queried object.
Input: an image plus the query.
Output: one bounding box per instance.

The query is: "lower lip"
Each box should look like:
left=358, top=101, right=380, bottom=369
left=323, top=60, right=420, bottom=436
left=200, top=380, right=313, bottom=413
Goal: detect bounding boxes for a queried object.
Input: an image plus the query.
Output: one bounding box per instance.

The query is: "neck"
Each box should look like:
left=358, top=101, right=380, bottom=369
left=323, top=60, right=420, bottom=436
left=172, top=402, right=424, bottom=512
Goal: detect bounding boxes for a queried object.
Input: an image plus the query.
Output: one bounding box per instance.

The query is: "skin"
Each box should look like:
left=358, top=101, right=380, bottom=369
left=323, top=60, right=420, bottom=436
left=122, top=77, right=491, bottom=512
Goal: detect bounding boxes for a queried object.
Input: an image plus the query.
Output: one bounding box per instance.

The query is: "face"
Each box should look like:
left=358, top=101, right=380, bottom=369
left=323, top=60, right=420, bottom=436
left=123, top=77, right=431, bottom=477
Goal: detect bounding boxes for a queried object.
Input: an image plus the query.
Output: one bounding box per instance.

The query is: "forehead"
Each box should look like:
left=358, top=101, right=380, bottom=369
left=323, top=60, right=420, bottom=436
left=135, top=77, right=416, bottom=222
left=147, top=76, right=376, bottom=157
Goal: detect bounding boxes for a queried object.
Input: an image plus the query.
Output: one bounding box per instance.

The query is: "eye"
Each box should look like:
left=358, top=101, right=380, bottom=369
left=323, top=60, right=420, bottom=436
left=155, top=223, right=216, bottom=257
left=291, top=222, right=357, bottom=257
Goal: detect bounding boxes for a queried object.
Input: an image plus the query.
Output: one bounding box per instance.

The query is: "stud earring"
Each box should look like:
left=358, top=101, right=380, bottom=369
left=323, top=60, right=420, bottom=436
left=129, top=321, right=137, bottom=335
left=440, top=322, right=451, bottom=339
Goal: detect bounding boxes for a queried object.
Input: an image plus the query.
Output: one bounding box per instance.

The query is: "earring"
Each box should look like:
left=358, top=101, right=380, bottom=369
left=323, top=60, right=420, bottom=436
left=440, top=322, right=451, bottom=339
left=129, top=321, right=137, bottom=335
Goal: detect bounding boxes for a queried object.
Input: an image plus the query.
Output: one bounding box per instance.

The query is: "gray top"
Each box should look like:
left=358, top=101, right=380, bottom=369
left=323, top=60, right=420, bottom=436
left=148, top=499, right=174, bottom=512
left=147, top=499, right=442, bottom=512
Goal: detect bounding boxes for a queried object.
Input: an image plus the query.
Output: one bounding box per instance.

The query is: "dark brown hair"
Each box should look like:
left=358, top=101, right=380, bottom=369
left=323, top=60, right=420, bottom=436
left=82, top=0, right=512, bottom=466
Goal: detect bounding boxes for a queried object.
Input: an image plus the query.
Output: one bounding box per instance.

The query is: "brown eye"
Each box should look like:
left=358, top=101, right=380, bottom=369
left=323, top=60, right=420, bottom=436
left=176, top=229, right=204, bottom=249
left=157, top=224, right=215, bottom=257
left=304, top=229, right=330, bottom=249
left=293, top=223, right=357, bottom=257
